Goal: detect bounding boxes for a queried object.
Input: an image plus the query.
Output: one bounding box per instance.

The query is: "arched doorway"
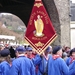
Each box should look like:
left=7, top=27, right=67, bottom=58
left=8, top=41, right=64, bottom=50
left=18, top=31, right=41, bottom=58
left=0, top=12, right=26, bottom=46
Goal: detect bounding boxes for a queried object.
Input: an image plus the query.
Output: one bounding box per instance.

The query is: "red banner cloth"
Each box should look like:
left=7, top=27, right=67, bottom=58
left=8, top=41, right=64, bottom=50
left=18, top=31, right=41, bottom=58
left=25, top=0, right=57, bottom=55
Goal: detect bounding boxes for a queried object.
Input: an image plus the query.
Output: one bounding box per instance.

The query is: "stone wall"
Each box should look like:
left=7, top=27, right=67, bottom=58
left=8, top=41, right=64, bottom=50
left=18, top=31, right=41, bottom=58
left=43, top=0, right=70, bottom=47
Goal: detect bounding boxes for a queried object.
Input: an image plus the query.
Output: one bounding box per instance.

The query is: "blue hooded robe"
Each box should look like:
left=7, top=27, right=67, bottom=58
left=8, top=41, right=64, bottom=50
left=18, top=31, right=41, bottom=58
left=48, top=56, right=69, bottom=75
left=0, top=61, right=11, bottom=75
left=10, top=56, right=35, bottom=75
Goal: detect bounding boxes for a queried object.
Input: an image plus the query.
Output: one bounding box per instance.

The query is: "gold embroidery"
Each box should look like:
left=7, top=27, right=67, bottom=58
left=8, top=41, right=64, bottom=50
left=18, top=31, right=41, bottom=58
left=35, top=42, right=44, bottom=47
left=25, top=33, right=57, bottom=55
left=34, top=15, right=44, bottom=37
left=34, top=3, right=43, bottom=8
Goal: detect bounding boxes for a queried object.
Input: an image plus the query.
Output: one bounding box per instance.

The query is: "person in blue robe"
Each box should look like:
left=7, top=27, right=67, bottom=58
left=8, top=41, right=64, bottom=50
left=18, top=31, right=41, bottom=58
left=69, top=48, right=75, bottom=75
left=0, top=61, right=11, bottom=75
left=10, top=46, right=35, bottom=75
left=69, top=61, right=75, bottom=75
left=0, top=49, right=11, bottom=75
left=26, top=46, right=33, bottom=59
left=66, top=48, right=75, bottom=66
left=66, top=57, right=72, bottom=66
left=32, top=46, right=51, bottom=75
left=48, top=46, right=69, bottom=75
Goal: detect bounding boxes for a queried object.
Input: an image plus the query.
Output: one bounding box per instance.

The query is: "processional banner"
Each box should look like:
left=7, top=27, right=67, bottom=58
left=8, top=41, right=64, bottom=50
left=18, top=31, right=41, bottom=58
left=25, top=0, right=57, bottom=54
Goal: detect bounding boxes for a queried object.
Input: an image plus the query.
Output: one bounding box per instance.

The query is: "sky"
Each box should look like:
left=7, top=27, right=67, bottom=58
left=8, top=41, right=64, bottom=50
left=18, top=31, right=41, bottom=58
left=71, top=0, right=75, bottom=3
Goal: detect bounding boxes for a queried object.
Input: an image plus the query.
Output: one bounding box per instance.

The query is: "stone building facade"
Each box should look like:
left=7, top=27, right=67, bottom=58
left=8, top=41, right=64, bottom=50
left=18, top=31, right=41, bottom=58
left=70, top=2, right=75, bottom=48
left=43, top=0, right=70, bottom=47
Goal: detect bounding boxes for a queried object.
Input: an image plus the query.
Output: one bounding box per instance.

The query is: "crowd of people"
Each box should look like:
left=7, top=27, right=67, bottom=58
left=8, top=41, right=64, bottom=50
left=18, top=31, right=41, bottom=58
left=0, top=44, right=75, bottom=75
